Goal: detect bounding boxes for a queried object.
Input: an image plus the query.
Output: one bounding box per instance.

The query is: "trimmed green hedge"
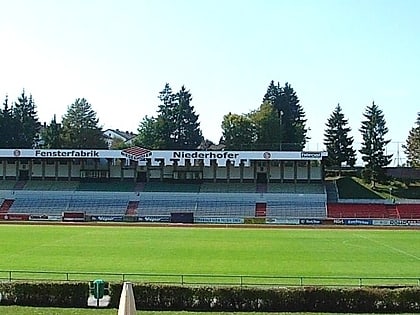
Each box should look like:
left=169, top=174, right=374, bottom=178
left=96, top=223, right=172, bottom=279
left=1, top=282, right=420, bottom=313
left=0, top=282, right=88, bottom=307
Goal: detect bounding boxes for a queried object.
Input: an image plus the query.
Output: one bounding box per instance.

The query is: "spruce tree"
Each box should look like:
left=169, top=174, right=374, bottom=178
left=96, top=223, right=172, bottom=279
left=323, top=104, right=356, bottom=173
left=260, top=81, right=308, bottom=151
left=157, top=83, right=176, bottom=148
left=281, top=82, right=307, bottom=150
left=403, top=112, right=420, bottom=167
left=41, top=115, right=63, bottom=148
left=139, top=83, right=204, bottom=150
left=173, top=86, right=203, bottom=149
left=13, top=90, right=41, bottom=148
left=359, top=102, right=392, bottom=186
left=0, top=95, right=17, bottom=148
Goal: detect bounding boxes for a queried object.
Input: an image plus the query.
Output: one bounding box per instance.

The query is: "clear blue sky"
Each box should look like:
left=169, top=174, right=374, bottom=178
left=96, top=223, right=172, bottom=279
left=1, top=0, right=419, bottom=165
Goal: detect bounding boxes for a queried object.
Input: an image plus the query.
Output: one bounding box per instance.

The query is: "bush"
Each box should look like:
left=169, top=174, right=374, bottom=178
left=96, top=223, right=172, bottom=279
left=0, top=282, right=88, bottom=307
left=1, top=282, right=419, bottom=313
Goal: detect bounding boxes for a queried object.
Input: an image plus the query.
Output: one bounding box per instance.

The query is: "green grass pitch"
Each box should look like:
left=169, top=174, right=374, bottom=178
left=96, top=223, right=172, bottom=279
left=0, top=224, right=419, bottom=284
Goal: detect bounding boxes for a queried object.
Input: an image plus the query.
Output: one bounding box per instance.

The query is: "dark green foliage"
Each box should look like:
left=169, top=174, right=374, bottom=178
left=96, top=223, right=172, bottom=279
left=61, top=98, right=107, bottom=149
left=0, top=91, right=41, bottom=148
left=172, top=86, right=203, bottom=149
left=221, top=80, right=308, bottom=151
left=41, top=115, right=63, bottom=148
left=221, top=112, right=256, bottom=150
left=13, top=91, right=42, bottom=148
left=1, top=282, right=420, bottom=312
left=0, top=95, right=16, bottom=148
left=135, top=83, right=203, bottom=150
left=403, top=112, right=420, bottom=167
left=111, top=284, right=420, bottom=313
left=324, top=104, right=356, bottom=170
left=359, top=102, right=393, bottom=186
left=0, top=282, right=88, bottom=307
left=135, top=116, right=165, bottom=149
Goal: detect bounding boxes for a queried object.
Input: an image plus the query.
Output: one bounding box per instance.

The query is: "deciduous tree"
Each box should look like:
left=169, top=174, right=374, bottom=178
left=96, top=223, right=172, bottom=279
left=221, top=112, right=256, bottom=150
left=61, top=98, right=107, bottom=149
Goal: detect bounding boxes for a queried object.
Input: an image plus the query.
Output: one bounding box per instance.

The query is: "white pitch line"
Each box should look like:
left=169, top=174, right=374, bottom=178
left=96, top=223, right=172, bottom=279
left=357, top=234, right=420, bottom=261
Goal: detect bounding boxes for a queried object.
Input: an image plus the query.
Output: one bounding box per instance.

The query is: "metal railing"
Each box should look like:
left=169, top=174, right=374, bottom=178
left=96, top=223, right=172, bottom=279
left=1, top=270, right=419, bottom=288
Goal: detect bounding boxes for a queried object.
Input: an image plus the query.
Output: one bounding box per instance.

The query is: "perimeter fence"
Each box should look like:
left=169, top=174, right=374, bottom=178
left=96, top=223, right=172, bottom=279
left=1, top=270, right=419, bottom=288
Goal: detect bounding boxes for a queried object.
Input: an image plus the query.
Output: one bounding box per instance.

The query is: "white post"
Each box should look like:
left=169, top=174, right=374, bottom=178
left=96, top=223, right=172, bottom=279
left=118, top=282, right=136, bottom=315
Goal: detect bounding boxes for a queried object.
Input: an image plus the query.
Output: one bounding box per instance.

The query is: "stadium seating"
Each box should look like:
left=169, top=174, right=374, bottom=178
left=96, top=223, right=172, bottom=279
left=327, top=203, right=389, bottom=218
left=23, top=180, right=79, bottom=191
left=6, top=191, right=135, bottom=216
left=267, top=183, right=325, bottom=194
left=1, top=179, right=329, bottom=220
left=200, top=182, right=256, bottom=193
left=143, top=182, right=200, bottom=192
left=265, top=193, right=327, bottom=219
left=0, top=180, right=18, bottom=190
left=396, top=204, right=420, bottom=219
left=77, top=181, right=136, bottom=192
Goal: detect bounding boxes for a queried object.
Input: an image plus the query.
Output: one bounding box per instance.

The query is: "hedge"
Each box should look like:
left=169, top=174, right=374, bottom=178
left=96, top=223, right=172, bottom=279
left=1, top=282, right=420, bottom=313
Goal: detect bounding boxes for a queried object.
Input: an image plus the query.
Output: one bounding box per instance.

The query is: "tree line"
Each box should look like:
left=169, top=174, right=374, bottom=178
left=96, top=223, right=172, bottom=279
left=1, top=82, right=420, bottom=185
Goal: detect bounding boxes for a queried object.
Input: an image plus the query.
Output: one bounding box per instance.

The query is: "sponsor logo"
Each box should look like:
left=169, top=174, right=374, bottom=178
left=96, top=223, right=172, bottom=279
left=263, top=152, right=271, bottom=159
left=301, top=152, right=322, bottom=159
left=172, top=151, right=239, bottom=160
left=13, top=149, right=21, bottom=157
left=345, top=219, right=372, bottom=225
left=91, top=216, right=123, bottom=222
left=300, top=219, right=322, bottom=225
left=122, top=147, right=152, bottom=161
left=390, top=219, right=420, bottom=226
left=195, top=217, right=244, bottom=224
left=35, top=150, right=100, bottom=158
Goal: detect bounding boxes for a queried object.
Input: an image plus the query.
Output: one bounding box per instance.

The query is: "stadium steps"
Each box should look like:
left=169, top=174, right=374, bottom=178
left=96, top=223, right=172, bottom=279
left=255, top=202, right=267, bottom=217
left=134, top=182, right=146, bottom=192
left=13, top=180, right=27, bottom=190
left=256, top=183, right=267, bottom=193
left=125, top=200, right=139, bottom=215
left=325, top=180, right=339, bottom=203
left=385, top=204, right=400, bottom=219
left=0, top=199, right=14, bottom=213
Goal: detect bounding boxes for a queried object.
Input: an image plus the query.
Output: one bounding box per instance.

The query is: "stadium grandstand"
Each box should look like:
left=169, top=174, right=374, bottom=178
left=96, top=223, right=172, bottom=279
left=0, top=147, right=329, bottom=224
left=1, top=147, right=420, bottom=227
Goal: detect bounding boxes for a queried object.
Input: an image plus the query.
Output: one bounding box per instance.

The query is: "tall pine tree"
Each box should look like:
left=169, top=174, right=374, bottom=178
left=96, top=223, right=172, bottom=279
left=323, top=104, right=356, bottom=173
left=0, top=95, right=17, bottom=148
left=136, top=84, right=203, bottom=150
left=172, top=86, right=203, bottom=149
left=41, top=115, right=63, bottom=148
left=359, top=102, right=392, bottom=186
left=13, top=90, right=41, bottom=148
left=261, top=81, right=308, bottom=150
left=403, top=112, right=420, bottom=167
